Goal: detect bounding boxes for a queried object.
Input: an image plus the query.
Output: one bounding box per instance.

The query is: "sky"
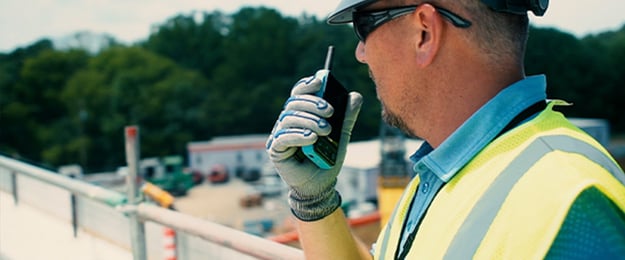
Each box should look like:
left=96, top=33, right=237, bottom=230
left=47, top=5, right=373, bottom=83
left=1, top=0, right=625, bottom=52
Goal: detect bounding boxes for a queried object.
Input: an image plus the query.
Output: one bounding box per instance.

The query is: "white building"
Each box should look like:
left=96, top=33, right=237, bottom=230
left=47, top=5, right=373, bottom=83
left=187, top=134, right=268, bottom=177
left=339, top=138, right=424, bottom=209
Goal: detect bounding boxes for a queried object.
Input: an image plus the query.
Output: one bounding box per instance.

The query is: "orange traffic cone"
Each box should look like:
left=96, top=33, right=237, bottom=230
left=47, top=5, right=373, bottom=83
left=163, top=227, right=176, bottom=260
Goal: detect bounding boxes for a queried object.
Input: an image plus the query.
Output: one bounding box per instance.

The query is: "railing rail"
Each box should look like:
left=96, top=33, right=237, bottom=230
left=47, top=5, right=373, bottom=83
left=135, top=203, right=304, bottom=260
left=0, top=155, right=126, bottom=207
left=0, top=153, right=304, bottom=259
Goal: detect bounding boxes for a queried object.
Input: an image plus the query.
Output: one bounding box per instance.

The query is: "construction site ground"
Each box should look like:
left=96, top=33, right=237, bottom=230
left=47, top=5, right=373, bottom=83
left=172, top=178, right=381, bottom=249
left=174, top=179, right=291, bottom=231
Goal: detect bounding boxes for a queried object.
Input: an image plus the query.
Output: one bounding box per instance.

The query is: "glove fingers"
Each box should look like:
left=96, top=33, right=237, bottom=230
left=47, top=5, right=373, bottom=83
left=268, top=127, right=317, bottom=156
left=342, top=92, right=363, bottom=135
left=267, top=145, right=298, bottom=162
left=285, top=95, right=334, bottom=118
left=291, top=76, right=322, bottom=96
left=278, top=110, right=332, bottom=137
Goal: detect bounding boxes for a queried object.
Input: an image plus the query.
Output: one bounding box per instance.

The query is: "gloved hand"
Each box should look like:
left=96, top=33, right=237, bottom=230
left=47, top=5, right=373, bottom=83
left=266, top=72, right=363, bottom=221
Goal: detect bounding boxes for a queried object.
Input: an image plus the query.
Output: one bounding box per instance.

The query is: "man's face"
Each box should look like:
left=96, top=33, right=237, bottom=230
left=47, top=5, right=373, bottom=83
left=354, top=2, right=422, bottom=137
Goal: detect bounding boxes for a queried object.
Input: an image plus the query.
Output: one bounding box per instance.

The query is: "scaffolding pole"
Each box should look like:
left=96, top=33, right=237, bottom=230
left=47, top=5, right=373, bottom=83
left=124, top=125, right=147, bottom=260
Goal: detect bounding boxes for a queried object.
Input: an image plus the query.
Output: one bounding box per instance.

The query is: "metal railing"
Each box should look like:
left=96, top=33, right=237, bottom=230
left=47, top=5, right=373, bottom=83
left=0, top=141, right=303, bottom=260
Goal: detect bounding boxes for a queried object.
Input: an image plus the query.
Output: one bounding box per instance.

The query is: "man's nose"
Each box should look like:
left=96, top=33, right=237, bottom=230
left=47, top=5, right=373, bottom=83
left=355, top=41, right=366, bottom=64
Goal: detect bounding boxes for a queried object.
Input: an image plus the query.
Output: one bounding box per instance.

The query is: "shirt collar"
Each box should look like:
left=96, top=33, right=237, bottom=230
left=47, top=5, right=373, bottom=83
left=411, top=75, right=547, bottom=182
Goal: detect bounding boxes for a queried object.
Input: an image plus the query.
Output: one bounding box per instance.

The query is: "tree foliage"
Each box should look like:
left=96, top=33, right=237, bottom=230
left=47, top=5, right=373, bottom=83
left=1, top=7, right=624, bottom=172
left=60, top=47, right=210, bottom=170
left=525, top=25, right=625, bottom=130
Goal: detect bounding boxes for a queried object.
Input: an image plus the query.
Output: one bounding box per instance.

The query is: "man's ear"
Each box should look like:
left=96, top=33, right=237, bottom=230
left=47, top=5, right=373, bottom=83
left=412, top=4, right=443, bottom=67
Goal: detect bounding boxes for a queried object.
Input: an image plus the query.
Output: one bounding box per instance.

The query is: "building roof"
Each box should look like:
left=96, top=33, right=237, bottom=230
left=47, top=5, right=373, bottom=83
left=188, top=134, right=268, bottom=153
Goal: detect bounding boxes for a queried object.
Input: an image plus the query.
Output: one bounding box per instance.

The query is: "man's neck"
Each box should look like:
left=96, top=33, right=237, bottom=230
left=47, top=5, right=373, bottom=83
left=417, top=61, right=524, bottom=148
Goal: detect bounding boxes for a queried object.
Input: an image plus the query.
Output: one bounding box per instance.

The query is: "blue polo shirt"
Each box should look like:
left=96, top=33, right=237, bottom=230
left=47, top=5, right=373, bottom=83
left=392, top=75, right=625, bottom=258
left=395, top=75, right=547, bottom=257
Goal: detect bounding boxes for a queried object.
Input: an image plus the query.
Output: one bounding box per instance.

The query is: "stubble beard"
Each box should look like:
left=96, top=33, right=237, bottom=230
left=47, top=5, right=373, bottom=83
left=371, top=69, right=416, bottom=138
left=381, top=106, right=415, bottom=138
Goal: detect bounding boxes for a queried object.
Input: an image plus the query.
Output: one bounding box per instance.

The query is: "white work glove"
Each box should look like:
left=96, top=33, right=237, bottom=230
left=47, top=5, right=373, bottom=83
left=266, top=72, right=363, bottom=221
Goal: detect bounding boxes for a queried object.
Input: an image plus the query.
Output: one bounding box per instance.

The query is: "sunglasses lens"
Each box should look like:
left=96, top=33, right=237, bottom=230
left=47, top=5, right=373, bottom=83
left=353, top=14, right=373, bottom=41
left=351, top=5, right=469, bottom=42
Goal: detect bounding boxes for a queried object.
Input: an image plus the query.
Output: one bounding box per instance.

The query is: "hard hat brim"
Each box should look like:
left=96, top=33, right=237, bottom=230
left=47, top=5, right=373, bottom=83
left=327, top=0, right=377, bottom=24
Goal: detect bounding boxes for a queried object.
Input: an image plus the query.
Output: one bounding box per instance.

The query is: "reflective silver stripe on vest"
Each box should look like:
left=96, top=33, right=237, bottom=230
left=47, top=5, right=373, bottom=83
left=444, top=135, right=625, bottom=259
left=377, top=206, right=395, bottom=258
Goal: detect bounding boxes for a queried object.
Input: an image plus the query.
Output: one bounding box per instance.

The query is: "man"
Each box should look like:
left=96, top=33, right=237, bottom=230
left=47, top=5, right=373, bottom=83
left=266, top=0, right=625, bottom=259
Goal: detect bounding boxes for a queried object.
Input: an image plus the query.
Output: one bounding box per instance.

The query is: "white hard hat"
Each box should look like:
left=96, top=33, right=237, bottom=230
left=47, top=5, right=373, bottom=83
left=327, top=0, right=377, bottom=24
left=326, top=0, right=548, bottom=25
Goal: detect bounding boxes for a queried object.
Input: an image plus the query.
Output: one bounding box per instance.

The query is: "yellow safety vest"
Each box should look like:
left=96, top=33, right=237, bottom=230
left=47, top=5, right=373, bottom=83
left=374, top=101, right=625, bottom=259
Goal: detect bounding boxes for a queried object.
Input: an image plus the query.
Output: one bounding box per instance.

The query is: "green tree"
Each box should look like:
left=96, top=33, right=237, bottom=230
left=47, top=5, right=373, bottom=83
left=0, top=39, right=55, bottom=158
left=207, top=7, right=300, bottom=136
left=143, top=11, right=227, bottom=79
left=207, top=8, right=378, bottom=141
left=526, top=27, right=601, bottom=118
left=580, top=25, right=625, bottom=132
left=61, top=47, right=210, bottom=171
left=1, top=44, right=88, bottom=167
left=526, top=25, right=625, bottom=133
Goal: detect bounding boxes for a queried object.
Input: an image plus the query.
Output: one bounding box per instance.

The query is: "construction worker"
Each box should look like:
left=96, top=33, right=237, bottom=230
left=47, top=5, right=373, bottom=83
left=266, top=0, right=625, bottom=259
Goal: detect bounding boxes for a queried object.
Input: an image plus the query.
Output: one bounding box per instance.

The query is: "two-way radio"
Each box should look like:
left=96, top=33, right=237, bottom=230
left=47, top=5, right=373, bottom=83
left=297, top=46, right=349, bottom=169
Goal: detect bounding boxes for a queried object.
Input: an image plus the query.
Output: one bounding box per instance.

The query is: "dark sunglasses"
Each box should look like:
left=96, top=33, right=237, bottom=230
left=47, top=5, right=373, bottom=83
left=353, top=5, right=472, bottom=42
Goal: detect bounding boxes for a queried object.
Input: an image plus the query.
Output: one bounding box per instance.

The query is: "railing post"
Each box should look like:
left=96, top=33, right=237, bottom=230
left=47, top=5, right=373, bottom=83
left=125, top=125, right=147, bottom=260
left=71, top=193, right=78, bottom=237
left=11, top=171, right=18, bottom=205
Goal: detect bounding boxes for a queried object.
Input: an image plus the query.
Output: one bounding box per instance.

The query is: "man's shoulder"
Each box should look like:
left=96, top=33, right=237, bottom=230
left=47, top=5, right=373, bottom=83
left=546, top=187, right=625, bottom=259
